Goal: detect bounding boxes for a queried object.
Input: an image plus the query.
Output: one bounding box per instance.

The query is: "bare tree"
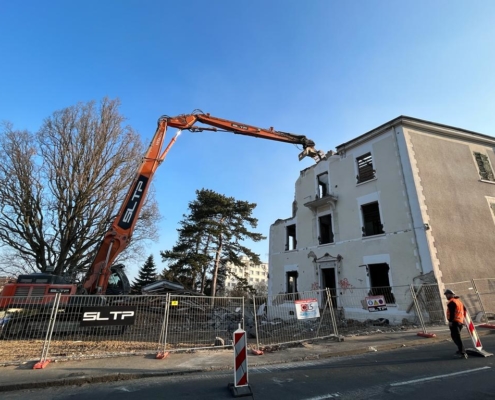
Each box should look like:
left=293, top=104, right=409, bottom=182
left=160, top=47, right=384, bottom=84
left=0, top=98, right=160, bottom=278
left=253, top=281, right=268, bottom=297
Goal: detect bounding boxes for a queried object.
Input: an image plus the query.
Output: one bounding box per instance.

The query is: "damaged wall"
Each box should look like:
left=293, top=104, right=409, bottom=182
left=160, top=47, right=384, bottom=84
left=269, top=116, right=495, bottom=322
left=269, top=124, right=421, bottom=321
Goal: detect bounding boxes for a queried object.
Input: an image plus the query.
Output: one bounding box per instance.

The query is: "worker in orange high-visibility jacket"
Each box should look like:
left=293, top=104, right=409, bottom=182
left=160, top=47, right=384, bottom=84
left=444, top=289, right=468, bottom=359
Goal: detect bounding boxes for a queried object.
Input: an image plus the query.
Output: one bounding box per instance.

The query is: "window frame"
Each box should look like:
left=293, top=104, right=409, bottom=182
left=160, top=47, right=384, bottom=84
left=318, top=212, right=335, bottom=245
left=367, top=263, right=395, bottom=305
left=356, top=152, right=375, bottom=184
left=474, top=151, right=495, bottom=182
left=317, top=172, right=329, bottom=198
left=286, top=224, right=297, bottom=251
left=286, top=270, right=299, bottom=300
left=361, top=201, right=384, bottom=237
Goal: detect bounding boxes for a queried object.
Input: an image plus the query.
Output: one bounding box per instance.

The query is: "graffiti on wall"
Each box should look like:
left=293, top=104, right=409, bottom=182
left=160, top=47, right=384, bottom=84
left=338, top=278, right=355, bottom=293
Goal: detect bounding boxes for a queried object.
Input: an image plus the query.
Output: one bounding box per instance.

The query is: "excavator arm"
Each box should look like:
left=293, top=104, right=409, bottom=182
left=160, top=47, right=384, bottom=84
left=165, top=112, right=323, bottom=161
left=81, top=118, right=179, bottom=294
left=81, top=112, right=322, bottom=295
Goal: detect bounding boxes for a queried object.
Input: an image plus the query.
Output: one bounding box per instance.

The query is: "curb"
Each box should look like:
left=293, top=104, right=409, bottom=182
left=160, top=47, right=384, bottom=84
left=0, top=330, right=491, bottom=393
left=0, top=369, right=203, bottom=393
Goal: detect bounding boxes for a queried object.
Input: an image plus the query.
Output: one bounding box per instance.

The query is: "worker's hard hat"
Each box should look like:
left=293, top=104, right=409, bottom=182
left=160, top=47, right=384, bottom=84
left=444, top=289, right=456, bottom=295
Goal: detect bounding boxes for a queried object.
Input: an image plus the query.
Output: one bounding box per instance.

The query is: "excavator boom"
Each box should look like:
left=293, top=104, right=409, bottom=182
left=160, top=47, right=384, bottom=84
left=1, top=110, right=322, bottom=307
left=83, top=112, right=321, bottom=294
left=165, top=113, right=323, bottom=161
left=82, top=118, right=178, bottom=294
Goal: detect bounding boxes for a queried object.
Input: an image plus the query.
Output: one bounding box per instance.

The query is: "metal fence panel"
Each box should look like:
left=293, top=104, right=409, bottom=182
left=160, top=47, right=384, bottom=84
left=0, top=296, right=56, bottom=364
left=446, top=281, right=484, bottom=322
left=473, top=278, right=495, bottom=321
left=251, top=289, right=337, bottom=348
left=333, top=285, right=421, bottom=335
left=163, top=295, right=244, bottom=351
left=2, top=278, right=495, bottom=364
left=41, top=294, right=170, bottom=361
left=413, top=283, right=445, bottom=328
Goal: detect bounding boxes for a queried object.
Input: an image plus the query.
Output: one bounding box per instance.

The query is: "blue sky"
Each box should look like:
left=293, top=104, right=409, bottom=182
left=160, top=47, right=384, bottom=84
left=1, top=1, right=494, bottom=280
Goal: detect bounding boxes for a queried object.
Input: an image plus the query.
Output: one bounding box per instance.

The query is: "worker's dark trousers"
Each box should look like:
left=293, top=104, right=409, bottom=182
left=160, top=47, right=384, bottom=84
left=449, top=322, right=465, bottom=353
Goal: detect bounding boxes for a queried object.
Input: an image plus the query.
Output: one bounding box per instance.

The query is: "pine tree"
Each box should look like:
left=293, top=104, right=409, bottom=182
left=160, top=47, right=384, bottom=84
left=131, top=255, right=157, bottom=294
left=161, top=189, right=265, bottom=297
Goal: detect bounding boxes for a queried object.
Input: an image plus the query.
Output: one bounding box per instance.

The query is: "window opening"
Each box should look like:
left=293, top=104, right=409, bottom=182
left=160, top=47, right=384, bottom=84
left=318, top=214, right=334, bottom=244
left=356, top=153, right=375, bottom=183
left=317, top=172, right=329, bottom=198
left=362, top=202, right=384, bottom=236
left=474, top=152, right=495, bottom=181
left=286, top=270, right=299, bottom=300
left=286, top=224, right=296, bottom=250
left=106, top=271, right=124, bottom=295
left=368, top=263, right=395, bottom=304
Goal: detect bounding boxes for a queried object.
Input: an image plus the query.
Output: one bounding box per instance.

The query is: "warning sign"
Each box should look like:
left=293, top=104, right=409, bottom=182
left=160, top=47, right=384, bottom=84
left=365, top=295, right=387, bottom=312
left=295, top=298, right=320, bottom=320
left=171, top=300, right=179, bottom=306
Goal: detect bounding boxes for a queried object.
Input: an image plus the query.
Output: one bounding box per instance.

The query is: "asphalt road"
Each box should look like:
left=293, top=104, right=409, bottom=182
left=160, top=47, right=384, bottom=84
left=6, top=335, right=495, bottom=400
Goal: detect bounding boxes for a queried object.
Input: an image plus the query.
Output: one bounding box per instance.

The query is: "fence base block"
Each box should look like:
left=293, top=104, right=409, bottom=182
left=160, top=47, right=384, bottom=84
left=478, top=324, right=495, bottom=329
left=33, top=360, right=51, bottom=369
left=228, top=383, right=253, bottom=398
left=417, top=332, right=436, bottom=338
left=466, top=348, right=493, bottom=357
left=251, top=349, right=263, bottom=356
left=156, top=351, right=170, bottom=359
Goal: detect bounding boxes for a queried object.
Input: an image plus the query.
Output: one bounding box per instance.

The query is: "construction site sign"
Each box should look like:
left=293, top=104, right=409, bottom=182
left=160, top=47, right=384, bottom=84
left=295, top=298, right=320, bottom=320
left=365, top=295, right=388, bottom=312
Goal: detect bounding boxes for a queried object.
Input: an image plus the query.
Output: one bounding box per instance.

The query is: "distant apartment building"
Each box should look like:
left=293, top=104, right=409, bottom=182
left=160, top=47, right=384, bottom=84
left=223, top=256, right=268, bottom=289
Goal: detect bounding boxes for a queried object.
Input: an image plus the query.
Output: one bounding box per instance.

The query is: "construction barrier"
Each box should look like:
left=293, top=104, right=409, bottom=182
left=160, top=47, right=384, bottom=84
left=465, top=310, right=482, bottom=350
left=228, top=324, right=252, bottom=397
left=2, top=278, right=495, bottom=365
left=251, top=289, right=338, bottom=351
left=464, top=309, right=493, bottom=357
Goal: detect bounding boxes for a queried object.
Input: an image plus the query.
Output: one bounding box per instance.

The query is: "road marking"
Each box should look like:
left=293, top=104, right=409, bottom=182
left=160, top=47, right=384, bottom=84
left=300, top=393, right=341, bottom=399
left=390, top=366, right=491, bottom=386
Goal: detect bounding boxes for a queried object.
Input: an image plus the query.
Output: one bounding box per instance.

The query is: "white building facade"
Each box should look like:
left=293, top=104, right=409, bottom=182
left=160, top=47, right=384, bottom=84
left=269, top=116, right=495, bottom=321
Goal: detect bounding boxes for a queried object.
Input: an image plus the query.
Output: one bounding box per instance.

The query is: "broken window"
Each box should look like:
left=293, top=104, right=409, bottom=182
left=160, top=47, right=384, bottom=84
left=286, top=270, right=299, bottom=300
left=286, top=224, right=296, bottom=251
left=318, top=214, right=334, bottom=244
left=361, top=202, right=384, bottom=236
left=368, top=263, right=395, bottom=304
left=356, top=152, right=375, bottom=183
left=474, top=152, right=495, bottom=181
left=317, top=172, right=329, bottom=198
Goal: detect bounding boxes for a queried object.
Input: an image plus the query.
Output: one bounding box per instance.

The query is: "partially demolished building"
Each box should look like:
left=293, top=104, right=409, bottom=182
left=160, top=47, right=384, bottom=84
left=269, top=116, right=495, bottom=322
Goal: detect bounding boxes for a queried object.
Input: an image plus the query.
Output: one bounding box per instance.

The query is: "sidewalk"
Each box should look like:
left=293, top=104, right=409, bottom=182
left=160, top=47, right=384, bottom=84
left=0, top=328, right=492, bottom=393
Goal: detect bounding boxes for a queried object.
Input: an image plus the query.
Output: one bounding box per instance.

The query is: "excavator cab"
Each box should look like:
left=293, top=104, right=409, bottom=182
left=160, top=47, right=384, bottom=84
left=105, top=265, right=131, bottom=295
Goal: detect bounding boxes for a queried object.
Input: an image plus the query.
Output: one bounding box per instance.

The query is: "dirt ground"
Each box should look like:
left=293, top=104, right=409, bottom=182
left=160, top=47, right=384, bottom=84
left=0, top=339, right=159, bottom=365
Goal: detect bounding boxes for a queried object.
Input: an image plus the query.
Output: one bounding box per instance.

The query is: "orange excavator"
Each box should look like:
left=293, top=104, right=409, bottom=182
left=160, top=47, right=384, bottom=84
left=0, top=111, right=322, bottom=309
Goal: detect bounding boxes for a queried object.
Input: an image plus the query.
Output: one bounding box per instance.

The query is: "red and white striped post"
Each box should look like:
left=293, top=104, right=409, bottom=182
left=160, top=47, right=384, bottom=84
left=465, top=310, right=482, bottom=350
left=464, top=309, right=492, bottom=357
left=228, top=324, right=253, bottom=397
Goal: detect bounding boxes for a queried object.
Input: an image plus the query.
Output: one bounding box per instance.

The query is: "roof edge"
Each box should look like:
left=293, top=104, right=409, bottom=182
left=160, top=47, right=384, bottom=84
left=336, top=116, right=495, bottom=152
